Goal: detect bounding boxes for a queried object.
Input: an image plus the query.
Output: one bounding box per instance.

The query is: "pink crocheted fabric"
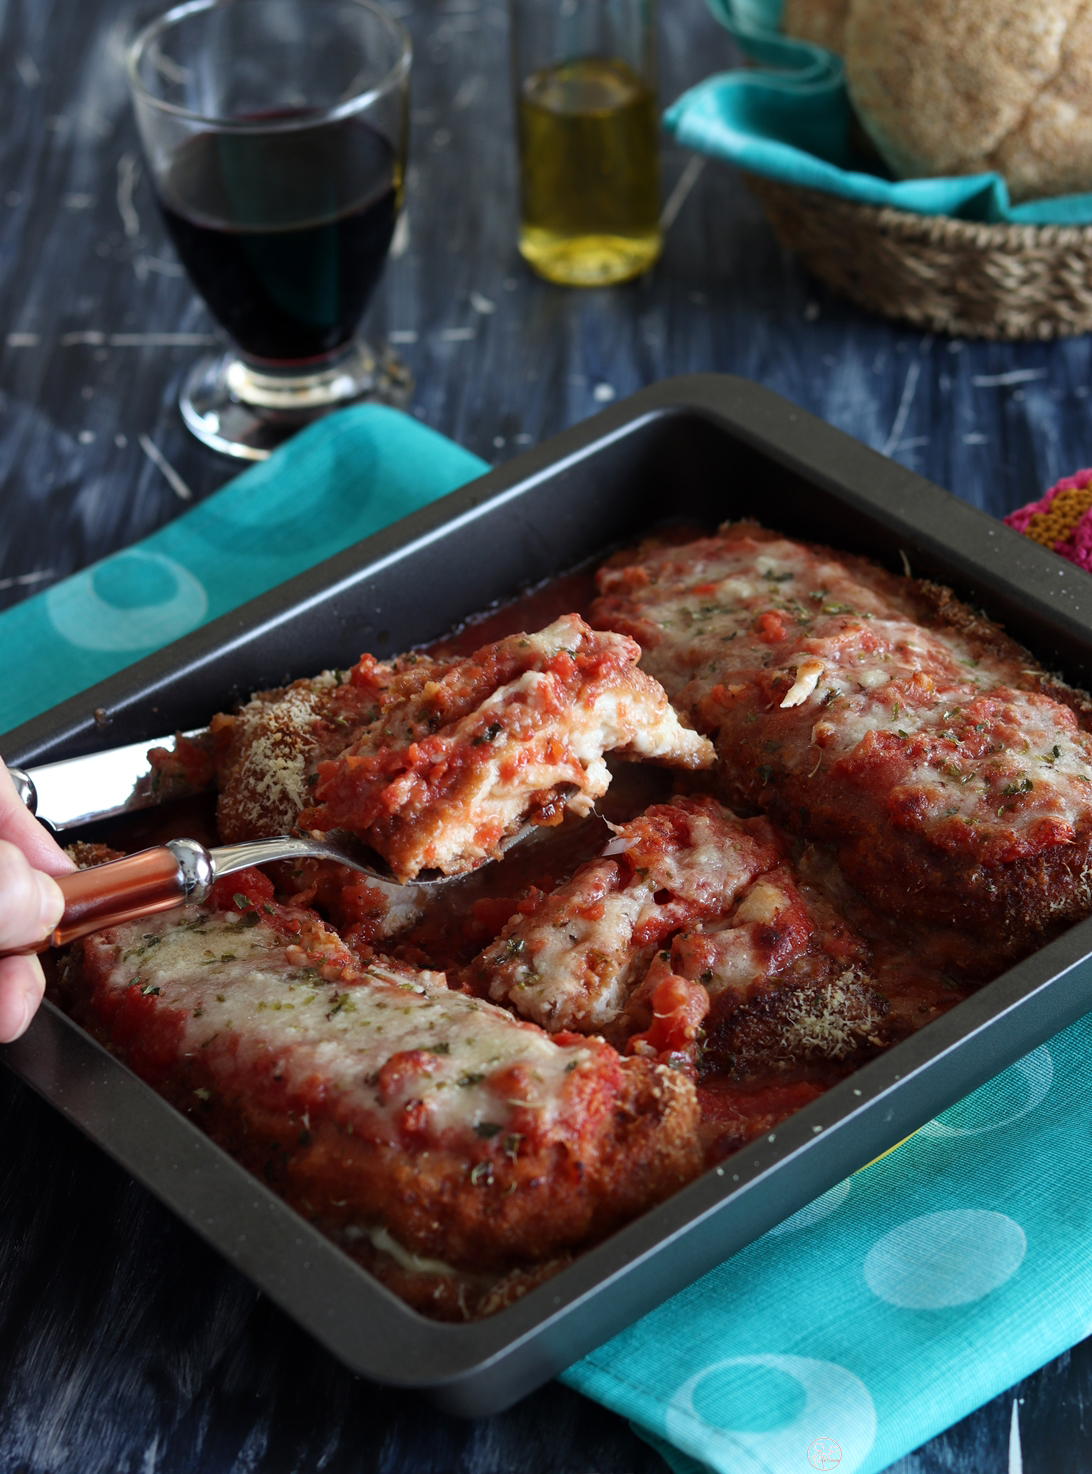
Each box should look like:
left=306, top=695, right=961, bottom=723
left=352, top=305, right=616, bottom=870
left=1004, top=468, right=1092, bottom=570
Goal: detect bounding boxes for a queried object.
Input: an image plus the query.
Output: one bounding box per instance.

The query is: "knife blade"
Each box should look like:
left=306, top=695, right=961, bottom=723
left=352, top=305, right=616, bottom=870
left=10, top=729, right=209, bottom=831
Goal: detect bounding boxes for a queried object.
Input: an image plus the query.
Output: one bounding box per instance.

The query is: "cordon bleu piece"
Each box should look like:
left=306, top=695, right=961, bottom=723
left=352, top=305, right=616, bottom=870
left=52, top=870, right=701, bottom=1322
left=590, top=523, right=1092, bottom=974
left=469, top=796, right=965, bottom=1087
left=212, top=614, right=713, bottom=881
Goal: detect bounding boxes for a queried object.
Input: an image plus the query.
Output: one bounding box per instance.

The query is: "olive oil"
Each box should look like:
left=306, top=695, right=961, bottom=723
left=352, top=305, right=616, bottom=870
left=517, top=56, right=661, bottom=286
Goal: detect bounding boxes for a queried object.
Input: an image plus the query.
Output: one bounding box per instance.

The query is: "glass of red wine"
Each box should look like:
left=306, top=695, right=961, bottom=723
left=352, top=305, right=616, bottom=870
left=128, top=0, right=411, bottom=461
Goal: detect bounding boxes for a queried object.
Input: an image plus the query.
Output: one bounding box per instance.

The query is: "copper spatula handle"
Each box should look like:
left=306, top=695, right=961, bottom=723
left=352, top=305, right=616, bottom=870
left=48, top=848, right=189, bottom=949
left=14, top=840, right=216, bottom=953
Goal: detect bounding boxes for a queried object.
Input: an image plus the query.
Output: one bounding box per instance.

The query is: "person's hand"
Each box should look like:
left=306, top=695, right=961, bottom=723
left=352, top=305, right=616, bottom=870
left=0, top=765, right=76, bottom=1043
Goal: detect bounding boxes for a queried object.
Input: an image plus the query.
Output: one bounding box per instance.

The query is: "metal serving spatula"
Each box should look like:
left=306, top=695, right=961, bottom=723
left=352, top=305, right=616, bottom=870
left=7, top=730, right=210, bottom=832
left=5, top=746, right=577, bottom=950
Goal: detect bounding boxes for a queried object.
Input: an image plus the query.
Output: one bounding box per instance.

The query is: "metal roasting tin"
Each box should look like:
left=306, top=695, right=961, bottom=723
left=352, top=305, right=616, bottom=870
left=5, top=374, right=1092, bottom=1415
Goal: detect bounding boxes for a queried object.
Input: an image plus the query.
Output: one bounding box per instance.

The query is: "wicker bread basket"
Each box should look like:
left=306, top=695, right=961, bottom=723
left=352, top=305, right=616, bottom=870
left=748, top=175, right=1092, bottom=340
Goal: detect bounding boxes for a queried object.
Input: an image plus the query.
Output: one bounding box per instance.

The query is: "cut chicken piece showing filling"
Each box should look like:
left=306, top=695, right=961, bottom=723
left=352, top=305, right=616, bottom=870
left=468, top=796, right=783, bottom=1033
left=298, top=614, right=714, bottom=880
left=51, top=868, right=701, bottom=1321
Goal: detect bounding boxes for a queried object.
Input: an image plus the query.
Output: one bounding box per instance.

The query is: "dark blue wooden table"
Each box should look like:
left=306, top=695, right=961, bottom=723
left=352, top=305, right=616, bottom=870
left=3, top=0, right=1092, bottom=1469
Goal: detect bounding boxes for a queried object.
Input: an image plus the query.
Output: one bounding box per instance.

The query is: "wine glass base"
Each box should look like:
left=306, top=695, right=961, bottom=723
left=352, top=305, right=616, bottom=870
left=179, top=340, right=414, bottom=462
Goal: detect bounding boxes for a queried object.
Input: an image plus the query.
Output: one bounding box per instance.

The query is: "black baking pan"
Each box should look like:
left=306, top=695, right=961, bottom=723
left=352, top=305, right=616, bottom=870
left=4, top=373, right=1092, bottom=1416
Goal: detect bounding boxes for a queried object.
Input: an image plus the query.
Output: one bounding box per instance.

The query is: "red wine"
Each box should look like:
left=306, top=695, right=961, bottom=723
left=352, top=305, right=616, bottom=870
left=157, top=118, right=399, bottom=365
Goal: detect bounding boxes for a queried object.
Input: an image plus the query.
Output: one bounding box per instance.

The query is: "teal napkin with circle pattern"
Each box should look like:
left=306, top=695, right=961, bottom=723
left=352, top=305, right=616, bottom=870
left=0, top=404, right=488, bottom=735
left=562, top=1016, right=1092, bottom=1473
left=667, top=0, right=1092, bottom=225
left=3, top=400, right=1090, bottom=1473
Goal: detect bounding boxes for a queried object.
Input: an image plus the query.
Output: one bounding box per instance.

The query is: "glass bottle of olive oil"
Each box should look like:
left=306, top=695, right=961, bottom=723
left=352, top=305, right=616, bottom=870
left=510, top=0, right=660, bottom=286
left=518, top=56, right=660, bottom=285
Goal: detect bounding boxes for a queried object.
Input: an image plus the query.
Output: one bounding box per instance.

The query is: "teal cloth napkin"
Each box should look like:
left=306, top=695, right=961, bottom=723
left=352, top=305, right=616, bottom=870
left=562, top=1013, right=1092, bottom=1473
left=667, top=0, right=1092, bottom=225
left=3, top=403, right=1090, bottom=1471
left=0, top=405, right=488, bottom=735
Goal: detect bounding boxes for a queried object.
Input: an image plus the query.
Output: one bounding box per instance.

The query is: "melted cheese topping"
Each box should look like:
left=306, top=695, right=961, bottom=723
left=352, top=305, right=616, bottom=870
left=677, top=866, right=816, bottom=999
left=596, top=537, right=1007, bottom=704
left=92, top=908, right=594, bottom=1142
left=492, top=873, right=652, bottom=1032
left=829, top=690, right=1092, bottom=859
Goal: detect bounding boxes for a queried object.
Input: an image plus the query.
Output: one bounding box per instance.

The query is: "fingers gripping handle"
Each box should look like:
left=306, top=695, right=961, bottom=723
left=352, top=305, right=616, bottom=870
left=20, top=840, right=215, bottom=953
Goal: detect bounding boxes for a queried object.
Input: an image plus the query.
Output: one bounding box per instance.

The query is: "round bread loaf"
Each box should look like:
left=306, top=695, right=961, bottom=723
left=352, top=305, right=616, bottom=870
left=780, top=0, right=849, bottom=53
left=845, top=0, right=1092, bottom=202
